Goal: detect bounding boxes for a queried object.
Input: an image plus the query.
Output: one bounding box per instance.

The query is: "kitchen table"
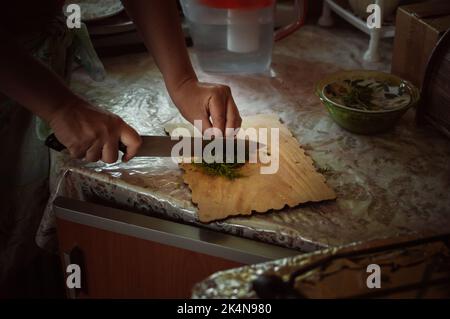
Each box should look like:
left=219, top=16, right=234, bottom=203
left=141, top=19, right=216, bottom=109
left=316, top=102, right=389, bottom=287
left=37, top=25, right=450, bottom=255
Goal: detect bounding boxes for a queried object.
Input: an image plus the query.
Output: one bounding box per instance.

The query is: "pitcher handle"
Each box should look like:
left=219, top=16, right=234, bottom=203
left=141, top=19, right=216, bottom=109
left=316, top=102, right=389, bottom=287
left=274, top=0, right=307, bottom=41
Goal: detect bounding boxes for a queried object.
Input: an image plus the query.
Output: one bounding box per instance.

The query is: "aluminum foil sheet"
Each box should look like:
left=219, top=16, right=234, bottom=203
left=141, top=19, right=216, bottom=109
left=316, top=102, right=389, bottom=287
left=191, top=234, right=450, bottom=299
left=37, top=25, right=450, bottom=253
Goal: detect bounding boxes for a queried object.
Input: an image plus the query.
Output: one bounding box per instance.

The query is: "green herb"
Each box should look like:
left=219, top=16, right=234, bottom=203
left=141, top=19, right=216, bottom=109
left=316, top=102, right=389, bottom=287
left=193, top=162, right=245, bottom=180
left=341, top=81, right=377, bottom=110
left=326, top=78, right=411, bottom=111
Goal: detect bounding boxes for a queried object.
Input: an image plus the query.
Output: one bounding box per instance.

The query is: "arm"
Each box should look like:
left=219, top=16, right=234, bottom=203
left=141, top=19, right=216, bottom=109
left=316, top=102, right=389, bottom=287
left=122, top=0, right=242, bottom=135
left=0, top=28, right=141, bottom=162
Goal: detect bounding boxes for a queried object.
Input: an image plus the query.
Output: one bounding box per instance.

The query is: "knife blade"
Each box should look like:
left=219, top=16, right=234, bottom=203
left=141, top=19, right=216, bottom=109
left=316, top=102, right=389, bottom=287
left=45, top=134, right=263, bottom=159
left=135, top=135, right=262, bottom=158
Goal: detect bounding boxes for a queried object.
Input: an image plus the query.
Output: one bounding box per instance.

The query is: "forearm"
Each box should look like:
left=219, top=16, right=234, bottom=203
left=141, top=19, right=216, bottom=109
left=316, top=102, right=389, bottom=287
left=121, top=0, right=196, bottom=93
left=122, top=0, right=241, bottom=132
left=0, top=28, right=78, bottom=122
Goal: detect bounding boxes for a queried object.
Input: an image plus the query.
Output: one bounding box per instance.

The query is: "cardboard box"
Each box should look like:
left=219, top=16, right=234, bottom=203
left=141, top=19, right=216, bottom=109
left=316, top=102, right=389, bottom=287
left=392, top=1, right=450, bottom=88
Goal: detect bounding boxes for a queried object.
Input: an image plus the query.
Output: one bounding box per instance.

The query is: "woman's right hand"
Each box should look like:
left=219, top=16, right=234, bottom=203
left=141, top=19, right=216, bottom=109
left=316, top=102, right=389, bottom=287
left=48, top=98, right=142, bottom=163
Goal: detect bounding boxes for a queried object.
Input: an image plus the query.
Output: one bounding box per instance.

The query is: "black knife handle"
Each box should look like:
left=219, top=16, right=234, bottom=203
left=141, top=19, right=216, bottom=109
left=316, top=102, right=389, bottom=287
left=45, top=133, right=66, bottom=152
left=45, top=133, right=127, bottom=154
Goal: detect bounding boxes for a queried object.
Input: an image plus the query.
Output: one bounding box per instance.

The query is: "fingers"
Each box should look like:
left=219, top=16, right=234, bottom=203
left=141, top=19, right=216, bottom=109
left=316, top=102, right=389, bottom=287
left=196, top=115, right=213, bottom=138
left=209, top=95, right=227, bottom=135
left=174, top=81, right=241, bottom=138
left=225, top=95, right=242, bottom=136
left=68, top=146, right=87, bottom=160
left=65, top=122, right=140, bottom=164
left=102, top=139, right=119, bottom=164
left=84, top=141, right=103, bottom=162
left=208, top=86, right=241, bottom=137
left=120, top=124, right=142, bottom=162
left=51, top=100, right=141, bottom=163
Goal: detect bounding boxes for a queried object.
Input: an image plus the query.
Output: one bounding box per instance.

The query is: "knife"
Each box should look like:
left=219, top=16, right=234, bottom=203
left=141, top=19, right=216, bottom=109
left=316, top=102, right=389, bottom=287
left=45, top=133, right=262, bottom=159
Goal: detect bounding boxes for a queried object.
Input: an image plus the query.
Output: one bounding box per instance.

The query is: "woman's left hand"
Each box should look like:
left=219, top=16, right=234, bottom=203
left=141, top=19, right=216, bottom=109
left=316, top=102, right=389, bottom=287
left=170, top=78, right=242, bottom=137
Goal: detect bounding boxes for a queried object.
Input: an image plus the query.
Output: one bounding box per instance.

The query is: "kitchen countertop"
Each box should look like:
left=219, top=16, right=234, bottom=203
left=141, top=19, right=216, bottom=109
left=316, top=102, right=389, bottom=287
left=37, top=24, right=450, bottom=253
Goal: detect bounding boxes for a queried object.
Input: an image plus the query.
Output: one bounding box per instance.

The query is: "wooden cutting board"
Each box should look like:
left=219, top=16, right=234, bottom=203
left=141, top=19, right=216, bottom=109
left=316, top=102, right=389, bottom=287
left=165, top=114, right=336, bottom=223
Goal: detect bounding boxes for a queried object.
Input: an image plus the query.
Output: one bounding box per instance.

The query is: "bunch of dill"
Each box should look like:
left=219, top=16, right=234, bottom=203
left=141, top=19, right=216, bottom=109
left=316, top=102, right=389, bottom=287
left=193, top=162, right=245, bottom=180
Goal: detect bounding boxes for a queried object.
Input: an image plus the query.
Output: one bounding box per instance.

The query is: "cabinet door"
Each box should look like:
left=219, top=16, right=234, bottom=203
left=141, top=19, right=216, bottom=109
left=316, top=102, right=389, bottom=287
left=56, top=218, right=242, bottom=298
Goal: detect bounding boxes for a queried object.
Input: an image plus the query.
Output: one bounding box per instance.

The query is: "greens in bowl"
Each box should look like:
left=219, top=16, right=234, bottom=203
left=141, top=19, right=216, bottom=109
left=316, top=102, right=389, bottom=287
left=324, top=78, right=412, bottom=112
left=316, top=70, right=420, bottom=134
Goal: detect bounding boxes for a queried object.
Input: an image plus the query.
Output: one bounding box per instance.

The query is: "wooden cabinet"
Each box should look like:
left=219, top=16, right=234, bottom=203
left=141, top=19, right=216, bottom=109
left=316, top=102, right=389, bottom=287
left=54, top=197, right=297, bottom=298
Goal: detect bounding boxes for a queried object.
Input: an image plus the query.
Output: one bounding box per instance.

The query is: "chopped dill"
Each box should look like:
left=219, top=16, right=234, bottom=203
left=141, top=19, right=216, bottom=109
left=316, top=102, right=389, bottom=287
left=193, top=162, right=245, bottom=180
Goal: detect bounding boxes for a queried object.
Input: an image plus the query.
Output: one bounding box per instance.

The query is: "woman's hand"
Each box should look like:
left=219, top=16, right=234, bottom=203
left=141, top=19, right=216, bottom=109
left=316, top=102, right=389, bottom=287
left=48, top=98, right=142, bottom=163
left=171, top=78, right=242, bottom=136
left=121, top=1, right=242, bottom=136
